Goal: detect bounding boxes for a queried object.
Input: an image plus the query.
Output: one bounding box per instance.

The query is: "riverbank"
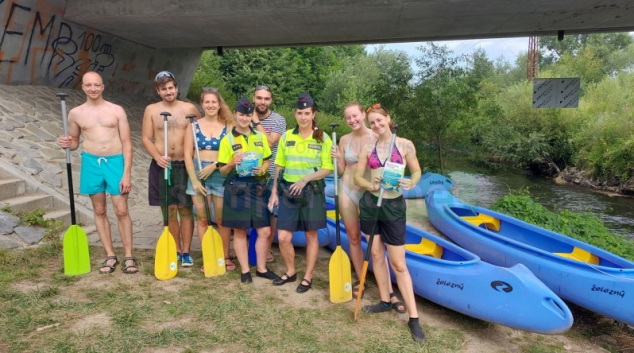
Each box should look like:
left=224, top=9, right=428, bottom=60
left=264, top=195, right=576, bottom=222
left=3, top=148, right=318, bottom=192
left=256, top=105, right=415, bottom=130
left=556, top=167, right=634, bottom=197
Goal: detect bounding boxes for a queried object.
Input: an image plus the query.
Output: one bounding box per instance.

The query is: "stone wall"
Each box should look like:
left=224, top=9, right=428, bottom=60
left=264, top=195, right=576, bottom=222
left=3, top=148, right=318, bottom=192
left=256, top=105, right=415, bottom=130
left=0, top=0, right=201, bottom=97
left=0, top=83, right=164, bottom=238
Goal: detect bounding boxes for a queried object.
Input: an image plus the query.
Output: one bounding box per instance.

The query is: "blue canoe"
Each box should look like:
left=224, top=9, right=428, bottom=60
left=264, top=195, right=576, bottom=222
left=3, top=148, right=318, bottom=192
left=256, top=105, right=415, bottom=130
left=324, top=172, right=453, bottom=199
left=323, top=208, right=572, bottom=334
left=426, top=187, right=634, bottom=325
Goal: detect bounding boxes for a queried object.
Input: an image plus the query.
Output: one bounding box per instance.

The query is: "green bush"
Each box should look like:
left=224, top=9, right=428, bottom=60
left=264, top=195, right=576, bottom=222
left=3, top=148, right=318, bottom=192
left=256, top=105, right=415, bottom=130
left=491, top=189, right=634, bottom=261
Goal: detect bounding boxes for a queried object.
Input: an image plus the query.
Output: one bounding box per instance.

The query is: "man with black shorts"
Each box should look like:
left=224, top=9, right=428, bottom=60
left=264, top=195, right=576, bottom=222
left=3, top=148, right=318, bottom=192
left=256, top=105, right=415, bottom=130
left=250, top=85, right=286, bottom=263
left=141, top=71, right=200, bottom=267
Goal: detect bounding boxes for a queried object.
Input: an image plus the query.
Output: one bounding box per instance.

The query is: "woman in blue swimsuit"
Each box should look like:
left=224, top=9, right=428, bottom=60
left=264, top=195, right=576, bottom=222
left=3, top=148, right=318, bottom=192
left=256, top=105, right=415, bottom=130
left=184, top=88, right=236, bottom=272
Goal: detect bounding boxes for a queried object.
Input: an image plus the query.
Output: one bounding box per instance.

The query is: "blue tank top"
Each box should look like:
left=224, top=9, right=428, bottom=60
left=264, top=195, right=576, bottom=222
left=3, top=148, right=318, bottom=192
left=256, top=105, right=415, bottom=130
left=195, top=121, right=226, bottom=151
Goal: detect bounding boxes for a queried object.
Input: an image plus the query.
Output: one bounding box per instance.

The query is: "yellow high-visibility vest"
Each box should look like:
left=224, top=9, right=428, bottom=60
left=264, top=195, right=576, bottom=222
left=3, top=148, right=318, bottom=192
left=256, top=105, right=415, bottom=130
left=218, top=127, right=271, bottom=175
left=275, top=127, right=333, bottom=182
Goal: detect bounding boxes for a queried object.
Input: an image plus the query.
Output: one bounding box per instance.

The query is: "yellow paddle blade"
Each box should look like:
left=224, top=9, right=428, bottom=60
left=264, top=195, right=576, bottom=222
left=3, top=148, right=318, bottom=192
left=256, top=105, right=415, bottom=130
left=155, top=226, right=178, bottom=280
left=63, top=225, right=90, bottom=276
left=353, top=261, right=370, bottom=321
left=329, top=245, right=352, bottom=303
left=202, top=226, right=226, bottom=277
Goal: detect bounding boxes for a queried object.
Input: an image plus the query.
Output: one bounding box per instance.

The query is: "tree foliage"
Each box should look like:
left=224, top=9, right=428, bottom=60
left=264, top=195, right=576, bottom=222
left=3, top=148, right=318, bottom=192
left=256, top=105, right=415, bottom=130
left=186, top=33, right=634, bottom=182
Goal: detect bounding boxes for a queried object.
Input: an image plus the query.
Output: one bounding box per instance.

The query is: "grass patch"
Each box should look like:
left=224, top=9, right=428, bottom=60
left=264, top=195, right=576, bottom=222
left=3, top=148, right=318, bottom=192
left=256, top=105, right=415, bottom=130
left=0, top=247, right=471, bottom=353
left=491, top=188, right=634, bottom=261
left=522, top=337, right=566, bottom=353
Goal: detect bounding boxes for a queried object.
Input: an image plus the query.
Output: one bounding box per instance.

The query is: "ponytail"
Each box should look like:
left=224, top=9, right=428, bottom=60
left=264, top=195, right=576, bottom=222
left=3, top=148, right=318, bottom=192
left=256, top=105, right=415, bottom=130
left=312, top=119, right=324, bottom=143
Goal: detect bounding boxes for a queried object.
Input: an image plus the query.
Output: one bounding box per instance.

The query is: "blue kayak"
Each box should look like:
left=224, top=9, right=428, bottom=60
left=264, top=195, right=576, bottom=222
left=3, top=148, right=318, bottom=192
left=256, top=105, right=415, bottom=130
left=324, top=208, right=573, bottom=333
left=426, top=187, right=634, bottom=325
left=324, top=172, right=452, bottom=199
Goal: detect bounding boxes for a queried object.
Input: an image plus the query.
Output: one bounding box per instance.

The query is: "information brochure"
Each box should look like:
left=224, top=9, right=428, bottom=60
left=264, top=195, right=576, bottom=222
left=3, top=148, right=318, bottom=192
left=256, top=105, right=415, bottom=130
left=381, top=161, right=405, bottom=191
left=237, top=152, right=259, bottom=177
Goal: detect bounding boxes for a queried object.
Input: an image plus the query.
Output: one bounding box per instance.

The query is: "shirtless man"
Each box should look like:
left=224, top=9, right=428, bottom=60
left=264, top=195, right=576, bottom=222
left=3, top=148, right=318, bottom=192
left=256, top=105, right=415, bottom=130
left=58, top=71, right=136, bottom=274
left=142, top=71, right=199, bottom=267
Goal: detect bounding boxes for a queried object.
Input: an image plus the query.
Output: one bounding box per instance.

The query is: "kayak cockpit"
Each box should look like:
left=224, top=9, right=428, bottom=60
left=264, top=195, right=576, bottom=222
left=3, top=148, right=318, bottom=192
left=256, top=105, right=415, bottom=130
left=450, top=206, right=632, bottom=270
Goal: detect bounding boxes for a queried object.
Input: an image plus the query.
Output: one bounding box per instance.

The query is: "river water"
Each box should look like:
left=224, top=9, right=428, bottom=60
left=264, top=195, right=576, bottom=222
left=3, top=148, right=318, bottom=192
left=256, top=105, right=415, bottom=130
left=446, top=167, right=634, bottom=239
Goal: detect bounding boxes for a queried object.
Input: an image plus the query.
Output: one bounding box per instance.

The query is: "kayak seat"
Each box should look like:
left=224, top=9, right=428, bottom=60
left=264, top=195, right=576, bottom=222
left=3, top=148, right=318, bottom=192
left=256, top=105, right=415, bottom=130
left=461, top=214, right=500, bottom=232
left=554, top=247, right=599, bottom=264
left=406, top=238, right=443, bottom=259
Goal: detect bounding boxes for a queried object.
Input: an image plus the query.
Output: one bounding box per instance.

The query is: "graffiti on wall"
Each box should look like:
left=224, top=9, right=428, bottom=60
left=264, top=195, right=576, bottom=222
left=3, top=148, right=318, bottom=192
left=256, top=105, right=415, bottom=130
left=0, top=0, right=200, bottom=95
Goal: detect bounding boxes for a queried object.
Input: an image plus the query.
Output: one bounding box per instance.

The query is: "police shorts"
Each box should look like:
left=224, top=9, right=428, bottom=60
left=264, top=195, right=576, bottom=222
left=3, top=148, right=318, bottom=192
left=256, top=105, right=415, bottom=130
left=359, top=191, right=406, bottom=246
left=222, top=181, right=270, bottom=229
left=277, top=188, right=326, bottom=232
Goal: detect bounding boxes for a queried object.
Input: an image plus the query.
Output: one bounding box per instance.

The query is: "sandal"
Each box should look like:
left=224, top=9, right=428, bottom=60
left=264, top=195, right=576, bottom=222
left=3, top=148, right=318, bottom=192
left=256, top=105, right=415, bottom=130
left=352, top=280, right=364, bottom=299
left=225, top=258, right=236, bottom=271
left=99, top=256, right=119, bottom=274
left=266, top=249, right=275, bottom=263
left=122, top=257, right=139, bottom=274
left=390, top=292, right=406, bottom=314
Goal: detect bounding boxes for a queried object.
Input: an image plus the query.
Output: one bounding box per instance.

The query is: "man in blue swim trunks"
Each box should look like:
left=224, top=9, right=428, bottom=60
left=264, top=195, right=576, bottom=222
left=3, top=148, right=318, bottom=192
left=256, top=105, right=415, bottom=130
left=58, top=71, right=137, bottom=274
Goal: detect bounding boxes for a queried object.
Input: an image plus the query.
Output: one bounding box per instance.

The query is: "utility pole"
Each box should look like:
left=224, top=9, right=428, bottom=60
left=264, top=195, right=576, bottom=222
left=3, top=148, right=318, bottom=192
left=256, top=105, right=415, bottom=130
left=527, top=36, right=539, bottom=81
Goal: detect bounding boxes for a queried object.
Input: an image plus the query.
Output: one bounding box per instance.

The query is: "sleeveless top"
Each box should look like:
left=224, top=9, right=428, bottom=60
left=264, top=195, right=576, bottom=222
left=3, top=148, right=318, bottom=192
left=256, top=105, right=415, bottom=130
left=368, top=141, right=403, bottom=169
left=195, top=121, right=226, bottom=151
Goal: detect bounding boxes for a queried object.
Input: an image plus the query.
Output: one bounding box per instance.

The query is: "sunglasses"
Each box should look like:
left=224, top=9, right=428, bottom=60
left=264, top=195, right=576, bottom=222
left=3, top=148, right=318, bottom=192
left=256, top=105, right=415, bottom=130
left=366, top=103, right=388, bottom=114
left=155, top=71, right=175, bottom=82
left=202, top=87, right=219, bottom=93
left=255, top=85, right=271, bottom=92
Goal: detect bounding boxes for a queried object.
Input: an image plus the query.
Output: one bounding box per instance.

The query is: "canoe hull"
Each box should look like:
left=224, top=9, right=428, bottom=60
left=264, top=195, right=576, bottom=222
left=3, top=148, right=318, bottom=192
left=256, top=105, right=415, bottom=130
left=325, top=216, right=573, bottom=334
left=426, top=188, right=634, bottom=325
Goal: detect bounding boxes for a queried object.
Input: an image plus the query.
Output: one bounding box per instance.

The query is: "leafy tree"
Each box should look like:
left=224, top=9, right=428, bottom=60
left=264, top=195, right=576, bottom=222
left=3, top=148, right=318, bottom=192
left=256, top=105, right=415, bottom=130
left=410, top=43, right=476, bottom=174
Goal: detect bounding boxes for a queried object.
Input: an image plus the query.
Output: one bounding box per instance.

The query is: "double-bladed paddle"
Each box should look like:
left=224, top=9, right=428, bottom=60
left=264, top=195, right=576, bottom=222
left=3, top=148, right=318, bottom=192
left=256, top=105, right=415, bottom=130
left=353, top=124, right=398, bottom=320
left=328, top=123, right=352, bottom=303
left=154, top=112, right=178, bottom=280
left=186, top=114, right=226, bottom=277
left=57, top=93, right=91, bottom=276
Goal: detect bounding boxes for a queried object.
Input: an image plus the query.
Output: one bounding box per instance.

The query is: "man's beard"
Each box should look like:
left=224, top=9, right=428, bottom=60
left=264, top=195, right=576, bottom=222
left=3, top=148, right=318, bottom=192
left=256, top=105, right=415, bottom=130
left=255, top=106, right=269, bottom=115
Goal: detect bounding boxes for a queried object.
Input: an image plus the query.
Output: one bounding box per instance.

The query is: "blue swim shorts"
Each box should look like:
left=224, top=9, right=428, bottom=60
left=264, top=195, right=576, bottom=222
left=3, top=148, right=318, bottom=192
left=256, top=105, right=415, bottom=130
left=79, top=152, right=124, bottom=195
left=186, top=160, right=226, bottom=197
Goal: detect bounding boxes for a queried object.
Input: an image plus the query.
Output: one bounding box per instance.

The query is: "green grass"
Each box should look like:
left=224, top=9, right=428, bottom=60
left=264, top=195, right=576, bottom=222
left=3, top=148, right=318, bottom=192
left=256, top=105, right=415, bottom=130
left=0, top=244, right=470, bottom=353
left=491, top=188, right=634, bottom=261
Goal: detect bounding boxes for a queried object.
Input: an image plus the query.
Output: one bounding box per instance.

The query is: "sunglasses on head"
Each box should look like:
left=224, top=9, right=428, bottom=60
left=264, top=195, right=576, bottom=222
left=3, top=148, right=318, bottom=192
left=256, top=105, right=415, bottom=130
left=155, top=71, right=175, bottom=82
left=366, top=103, right=388, bottom=114
left=202, top=87, right=219, bottom=93
left=255, top=85, right=271, bottom=92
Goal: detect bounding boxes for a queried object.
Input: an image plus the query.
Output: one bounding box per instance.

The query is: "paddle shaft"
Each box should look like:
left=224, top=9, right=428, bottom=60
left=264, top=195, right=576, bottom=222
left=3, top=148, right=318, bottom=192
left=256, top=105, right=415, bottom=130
left=161, top=112, right=171, bottom=227
left=353, top=125, right=398, bottom=320
left=187, top=115, right=213, bottom=226
left=330, top=124, right=341, bottom=246
left=57, top=93, right=77, bottom=225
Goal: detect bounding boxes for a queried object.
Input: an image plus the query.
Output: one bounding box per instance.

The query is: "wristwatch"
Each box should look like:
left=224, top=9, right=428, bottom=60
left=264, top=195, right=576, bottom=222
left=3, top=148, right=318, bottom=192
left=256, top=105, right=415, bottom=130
left=252, top=121, right=261, bottom=126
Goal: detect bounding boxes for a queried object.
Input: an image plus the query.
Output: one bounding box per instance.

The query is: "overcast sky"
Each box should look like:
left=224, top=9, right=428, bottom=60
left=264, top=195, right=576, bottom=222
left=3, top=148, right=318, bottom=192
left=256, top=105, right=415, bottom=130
left=367, top=37, right=529, bottom=65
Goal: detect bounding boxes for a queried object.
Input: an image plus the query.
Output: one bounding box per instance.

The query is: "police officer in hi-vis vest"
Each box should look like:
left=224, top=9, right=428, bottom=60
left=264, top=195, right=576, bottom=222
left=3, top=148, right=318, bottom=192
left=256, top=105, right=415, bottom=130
left=218, top=97, right=279, bottom=283
left=268, top=92, right=334, bottom=293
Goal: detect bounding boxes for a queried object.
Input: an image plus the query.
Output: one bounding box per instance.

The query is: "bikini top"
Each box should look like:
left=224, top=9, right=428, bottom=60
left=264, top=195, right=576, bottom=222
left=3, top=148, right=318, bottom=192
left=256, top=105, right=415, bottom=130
left=195, top=121, right=226, bottom=151
left=367, top=141, right=403, bottom=169
left=344, top=133, right=373, bottom=166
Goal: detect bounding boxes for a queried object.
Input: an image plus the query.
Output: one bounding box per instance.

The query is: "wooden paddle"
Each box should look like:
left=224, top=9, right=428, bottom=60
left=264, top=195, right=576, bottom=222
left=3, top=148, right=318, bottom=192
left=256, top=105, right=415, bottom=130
left=186, top=114, right=226, bottom=277
left=328, top=123, right=352, bottom=303
left=154, top=112, right=178, bottom=280
left=353, top=124, right=398, bottom=320
left=57, top=93, right=91, bottom=276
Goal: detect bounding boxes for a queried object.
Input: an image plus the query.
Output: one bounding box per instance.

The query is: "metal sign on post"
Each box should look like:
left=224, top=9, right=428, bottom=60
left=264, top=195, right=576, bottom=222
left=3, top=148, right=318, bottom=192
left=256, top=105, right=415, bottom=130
left=532, top=78, right=580, bottom=109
